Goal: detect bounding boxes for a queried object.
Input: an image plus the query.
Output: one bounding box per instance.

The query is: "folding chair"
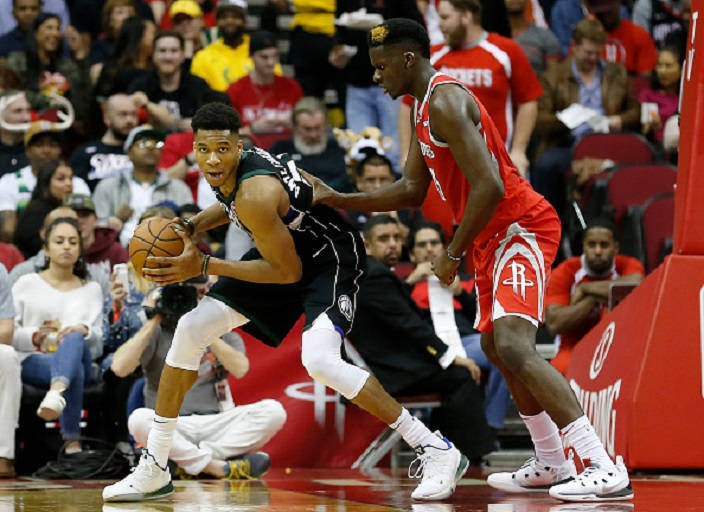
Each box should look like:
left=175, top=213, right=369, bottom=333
left=563, top=133, right=655, bottom=257
left=598, top=165, right=677, bottom=262
left=344, top=339, right=444, bottom=470
left=641, top=193, right=675, bottom=273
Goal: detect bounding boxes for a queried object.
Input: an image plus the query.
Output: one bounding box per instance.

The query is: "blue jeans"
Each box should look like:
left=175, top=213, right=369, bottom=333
left=21, top=333, right=95, bottom=441
left=345, top=85, right=401, bottom=171
left=462, top=333, right=512, bottom=430
left=530, top=146, right=573, bottom=217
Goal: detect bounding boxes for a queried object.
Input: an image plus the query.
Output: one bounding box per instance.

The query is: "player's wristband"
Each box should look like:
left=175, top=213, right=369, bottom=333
left=447, top=247, right=463, bottom=262
left=181, top=217, right=195, bottom=236
left=201, top=254, right=211, bottom=276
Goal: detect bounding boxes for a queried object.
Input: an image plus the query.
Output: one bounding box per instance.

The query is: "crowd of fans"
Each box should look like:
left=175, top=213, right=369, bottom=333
left=0, top=0, right=690, bottom=479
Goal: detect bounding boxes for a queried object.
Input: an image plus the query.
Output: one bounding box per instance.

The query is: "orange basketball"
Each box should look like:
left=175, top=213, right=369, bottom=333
left=129, top=218, right=185, bottom=278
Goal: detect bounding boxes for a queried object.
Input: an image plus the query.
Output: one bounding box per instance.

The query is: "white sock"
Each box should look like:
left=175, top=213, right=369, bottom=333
left=146, top=414, right=177, bottom=470
left=390, top=408, right=445, bottom=450
left=562, top=415, right=614, bottom=468
left=521, top=411, right=566, bottom=467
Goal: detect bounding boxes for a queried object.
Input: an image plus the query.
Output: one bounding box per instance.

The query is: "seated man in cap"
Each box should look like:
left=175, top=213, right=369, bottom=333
left=226, top=30, right=303, bottom=151
left=64, top=193, right=128, bottom=273
left=190, top=0, right=283, bottom=91
left=93, top=125, right=193, bottom=246
left=0, top=122, right=90, bottom=243
left=168, top=0, right=207, bottom=66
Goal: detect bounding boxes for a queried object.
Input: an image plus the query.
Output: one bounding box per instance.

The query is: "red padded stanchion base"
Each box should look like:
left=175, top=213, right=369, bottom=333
left=567, top=254, right=704, bottom=470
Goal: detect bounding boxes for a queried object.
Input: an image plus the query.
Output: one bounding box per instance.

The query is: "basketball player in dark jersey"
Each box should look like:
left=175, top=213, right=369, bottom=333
left=103, top=102, right=469, bottom=503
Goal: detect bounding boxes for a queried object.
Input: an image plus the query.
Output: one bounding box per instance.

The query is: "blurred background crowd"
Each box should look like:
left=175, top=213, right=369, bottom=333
left=0, top=0, right=690, bottom=479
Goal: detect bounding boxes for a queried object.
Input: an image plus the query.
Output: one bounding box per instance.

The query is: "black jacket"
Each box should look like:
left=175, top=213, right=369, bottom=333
left=348, top=258, right=450, bottom=395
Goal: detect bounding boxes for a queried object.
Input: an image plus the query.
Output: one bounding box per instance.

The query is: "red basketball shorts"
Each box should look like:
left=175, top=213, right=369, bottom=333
left=473, top=200, right=561, bottom=332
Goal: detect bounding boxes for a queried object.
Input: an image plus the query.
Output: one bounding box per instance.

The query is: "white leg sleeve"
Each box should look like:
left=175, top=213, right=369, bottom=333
left=300, top=314, right=369, bottom=400
left=166, top=296, right=249, bottom=371
left=0, top=345, right=21, bottom=459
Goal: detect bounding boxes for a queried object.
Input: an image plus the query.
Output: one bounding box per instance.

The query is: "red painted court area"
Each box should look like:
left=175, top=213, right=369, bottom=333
left=1, top=467, right=703, bottom=512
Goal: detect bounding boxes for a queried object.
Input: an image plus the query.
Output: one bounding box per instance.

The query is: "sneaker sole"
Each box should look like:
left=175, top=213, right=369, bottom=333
left=103, top=482, right=175, bottom=502
left=412, top=453, right=470, bottom=501
left=488, top=475, right=575, bottom=494
left=549, top=484, right=634, bottom=502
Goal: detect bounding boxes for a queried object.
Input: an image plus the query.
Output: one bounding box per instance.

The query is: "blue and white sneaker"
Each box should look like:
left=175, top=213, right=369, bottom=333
left=103, top=451, right=174, bottom=502
left=549, top=456, right=633, bottom=502
left=409, top=434, right=469, bottom=500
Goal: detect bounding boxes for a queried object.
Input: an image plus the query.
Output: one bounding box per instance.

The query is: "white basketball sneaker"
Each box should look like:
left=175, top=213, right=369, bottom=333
left=487, top=456, right=577, bottom=493
left=549, top=456, right=633, bottom=502
left=409, top=434, right=469, bottom=500
left=103, top=451, right=174, bottom=502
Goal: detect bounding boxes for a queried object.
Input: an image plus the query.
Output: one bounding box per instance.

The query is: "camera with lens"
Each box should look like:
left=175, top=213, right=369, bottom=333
left=144, top=275, right=208, bottom=325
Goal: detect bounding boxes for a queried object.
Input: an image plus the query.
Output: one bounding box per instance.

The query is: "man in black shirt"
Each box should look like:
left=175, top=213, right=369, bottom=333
left=70, top=93, right=138, bottom=190
left=128, top=30, right=212, bottom=132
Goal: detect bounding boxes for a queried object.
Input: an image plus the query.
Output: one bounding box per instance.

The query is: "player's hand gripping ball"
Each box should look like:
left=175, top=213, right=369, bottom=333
left=129, top=218, right=185, bottom=278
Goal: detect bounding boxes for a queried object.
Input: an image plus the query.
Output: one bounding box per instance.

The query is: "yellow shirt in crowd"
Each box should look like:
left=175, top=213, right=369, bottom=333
left=190, top=34, right=284, bottom=91
left=290, top=0, right=336, bottom=36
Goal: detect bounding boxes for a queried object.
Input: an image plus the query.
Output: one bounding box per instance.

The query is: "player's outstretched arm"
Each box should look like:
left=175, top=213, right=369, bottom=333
left=429, top=85, right=505, bottom=284
left=309, top=131, right=432, bottom=212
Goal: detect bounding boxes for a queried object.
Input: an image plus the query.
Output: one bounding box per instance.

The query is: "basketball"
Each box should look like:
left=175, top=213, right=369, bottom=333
left=129, top=218, right=185, bottom=278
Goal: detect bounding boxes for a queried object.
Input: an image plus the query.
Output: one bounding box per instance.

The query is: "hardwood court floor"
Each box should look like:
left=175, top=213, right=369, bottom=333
left=1, top=466, right=703, bottom=512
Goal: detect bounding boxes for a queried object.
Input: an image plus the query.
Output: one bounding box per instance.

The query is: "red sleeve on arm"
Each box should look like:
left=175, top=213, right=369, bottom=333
left=616, top=255, right=645, bottom=276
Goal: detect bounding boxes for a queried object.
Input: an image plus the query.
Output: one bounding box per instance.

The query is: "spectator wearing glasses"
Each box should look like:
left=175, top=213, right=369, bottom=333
left=93, top=125, right=193, bottom=245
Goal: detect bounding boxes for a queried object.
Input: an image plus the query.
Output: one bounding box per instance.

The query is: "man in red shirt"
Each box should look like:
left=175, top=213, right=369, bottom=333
left=315, top=18, right=633, bottom=503
left=398, top=0, right=543, bottom=177
left=546, top=218, right=644, bottom=375
left=585, top=0, right=658, bottom=76
left=226, top=31, right=303, bottom=151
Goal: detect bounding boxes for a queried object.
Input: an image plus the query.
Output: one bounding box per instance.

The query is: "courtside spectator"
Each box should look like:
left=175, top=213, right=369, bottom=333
left=531, top=19, right=639, bottom=216
left=0, top=0, right=41, bottom=58
left=269, top=96, right=348, bottom=190
left=506, top=0, right=563, bottom=75
left=633, top=0, right=690, bottom=49
left=93, top=125, right=192, bottom=245
left=0, top=90, right=32, bottom=177
left=88, top=0, right=138, bottom=84
left=191, top=0, right=284, bottom=92
left=227, top=31, right=303, bottom=151
left=584, top=0, right=658, bottom=76
left=546, top=219, right=644, bottom=375
left=70, top=93, right=139, bottom=190
left=127, top=30, right=211, bottom=132
left=0, top=264, right=20, bottom=478
left=0, top=123, right=90, bottom=243
left=6, top=13, right=92, bottom=128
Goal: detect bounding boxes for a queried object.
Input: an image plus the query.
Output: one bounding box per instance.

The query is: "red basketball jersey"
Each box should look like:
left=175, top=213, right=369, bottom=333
left=413, top=73, right=544, bottom=248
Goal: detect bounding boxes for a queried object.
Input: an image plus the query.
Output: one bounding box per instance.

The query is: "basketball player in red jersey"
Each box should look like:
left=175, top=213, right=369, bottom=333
left=314, top=18, right=633, bottom=503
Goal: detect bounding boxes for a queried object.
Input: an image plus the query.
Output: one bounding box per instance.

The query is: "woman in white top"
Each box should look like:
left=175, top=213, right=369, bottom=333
left=12, top=217, right=103, bottom=454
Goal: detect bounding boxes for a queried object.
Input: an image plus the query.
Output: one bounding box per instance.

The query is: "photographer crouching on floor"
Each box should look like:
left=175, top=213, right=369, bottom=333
left=108, top=274, right=287, bottom=480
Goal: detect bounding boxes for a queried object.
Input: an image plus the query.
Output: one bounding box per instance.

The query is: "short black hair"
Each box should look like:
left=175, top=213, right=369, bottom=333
left=154, top=29, right=185, bottom=50
left=362, top=214, right=398, bottom=241
left=586, top=218, right=618, bottom=239
left=191, top=102, right=242, bottom=133
left=356, top=153, right=393, bottom=177
left=409, top=220, right=446, bottom=248
left=368, top=18, right=431, bottom=59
